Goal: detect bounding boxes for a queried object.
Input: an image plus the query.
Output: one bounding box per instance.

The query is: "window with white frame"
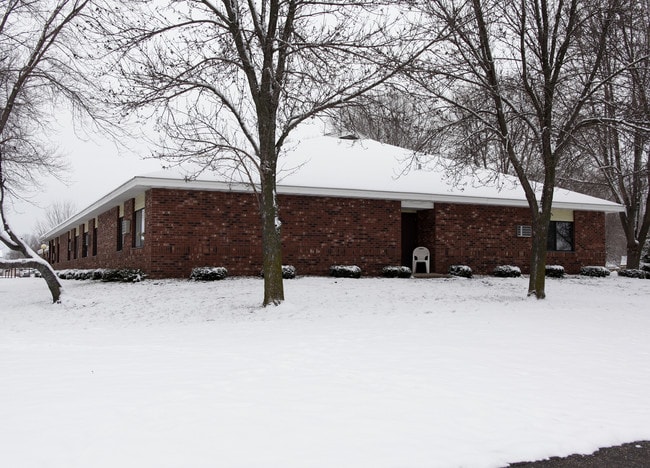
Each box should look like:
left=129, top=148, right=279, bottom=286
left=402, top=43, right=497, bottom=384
left=134, top=208, right=145, bottom=248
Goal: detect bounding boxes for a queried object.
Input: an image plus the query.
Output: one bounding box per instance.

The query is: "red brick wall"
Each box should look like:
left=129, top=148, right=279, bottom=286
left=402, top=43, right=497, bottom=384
left=146, top=189, right=401, bottom=278
left=47, top=189, right=606, bottom=278
left=424, top=203, right=605, bottom=274
left=49, top=198, right=152, bottom=273
left=280, top=194, right=401, bottom=276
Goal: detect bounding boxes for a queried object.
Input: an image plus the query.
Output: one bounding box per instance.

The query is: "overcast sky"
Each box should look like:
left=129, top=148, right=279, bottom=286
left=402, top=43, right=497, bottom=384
left=3, top=112, right=163, bottom=247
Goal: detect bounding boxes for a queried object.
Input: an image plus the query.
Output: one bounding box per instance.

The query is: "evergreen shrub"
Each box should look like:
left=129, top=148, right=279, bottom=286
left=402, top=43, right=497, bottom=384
left=382, top=266, right=412, bottom=278
left=580, top=266, right=610, bottom=277
left=190, top=266, right=228, bottom=281
left=545, top=265, right=565, bottom=278
left=101, top=268, right=145, bottom=282
left=329, top=265, right=362, bottom=278
left=493, top=265, right=521, bottom=278
left=618, top=269, right=649, bottom=279
left=449, top=265, right=472, bottom=278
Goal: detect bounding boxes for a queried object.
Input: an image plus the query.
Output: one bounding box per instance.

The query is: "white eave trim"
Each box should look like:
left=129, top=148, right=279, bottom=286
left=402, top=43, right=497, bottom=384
left=44, top=175, right=626, bottom=239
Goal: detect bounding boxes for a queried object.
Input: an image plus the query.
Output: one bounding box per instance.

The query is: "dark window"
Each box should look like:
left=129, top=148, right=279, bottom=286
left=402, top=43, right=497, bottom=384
left=547, top=221, right=574, bottom=251
left=82, top=232, right=89, bottom=258
left=92, top=227, right=98, bottom=256
left=134, top=209, right=145, bottom=248
left=117, top=216, right=123, bottom=251
left=74, top=235, right=78, bottom=259
left=67, top=235, right=71, bottom=261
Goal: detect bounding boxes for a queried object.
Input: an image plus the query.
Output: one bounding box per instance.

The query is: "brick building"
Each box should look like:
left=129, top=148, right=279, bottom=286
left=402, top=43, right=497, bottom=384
left=43, top=135, right=623, bottom=277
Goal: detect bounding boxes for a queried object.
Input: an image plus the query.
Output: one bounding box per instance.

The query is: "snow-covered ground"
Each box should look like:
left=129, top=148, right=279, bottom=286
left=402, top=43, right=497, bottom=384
left=1, top=274, right=649, bottom=468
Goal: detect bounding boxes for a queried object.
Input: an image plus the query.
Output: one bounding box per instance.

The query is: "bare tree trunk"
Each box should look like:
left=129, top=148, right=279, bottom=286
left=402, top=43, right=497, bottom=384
left=1, top=184, right=62, bottom=303
left=258, top=116, right=284, bottom=306
left=260, top=175, right=284, bottom=306
left=528, top=218, right=550, bottom=299
left=621, top=211, right=642, bottom=269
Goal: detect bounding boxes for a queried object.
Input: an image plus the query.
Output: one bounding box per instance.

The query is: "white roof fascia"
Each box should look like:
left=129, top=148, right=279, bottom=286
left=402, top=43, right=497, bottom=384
left=275, top=184, right=625, bottom=212
left=44, top=175, right=626, bottom=240
left=44, top=177, right=259, bottom=239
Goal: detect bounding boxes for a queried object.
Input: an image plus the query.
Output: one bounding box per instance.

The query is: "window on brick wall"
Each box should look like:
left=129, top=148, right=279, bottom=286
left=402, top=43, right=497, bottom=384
left=82, top=232, right=89, bottom=258
left=547, top=221, right=574, bottom=251
left=74, top=235, right=78, bottom=259
left=134, top=208, right=145, bottom=248
left=92, top=227, right=97, bottom=256
left=67, top=236, right=71, bottom=261
left=117, top=216, right=123, bottom=251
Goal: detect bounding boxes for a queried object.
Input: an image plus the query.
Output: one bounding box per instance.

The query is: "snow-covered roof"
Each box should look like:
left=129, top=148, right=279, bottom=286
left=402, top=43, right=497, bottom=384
left=45, top=134, right=624, bottom=239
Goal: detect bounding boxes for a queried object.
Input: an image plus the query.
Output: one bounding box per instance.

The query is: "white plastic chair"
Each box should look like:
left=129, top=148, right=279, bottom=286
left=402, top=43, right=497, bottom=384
left=412, top=246, right=430, bottom=274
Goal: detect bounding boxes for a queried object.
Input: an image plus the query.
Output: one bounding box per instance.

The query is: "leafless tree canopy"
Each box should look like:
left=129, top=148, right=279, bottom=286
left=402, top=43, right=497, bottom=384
left=34, top=200, right=77, bottom=240
left=92, top=0, right=439, bottom=305
left=403, top=0, right=625, bottom=298
left=1, top=0, right=95, bottom=303
left=569, top=0, right=650, bottom=268
left=329, top=90, right=445, bottom=154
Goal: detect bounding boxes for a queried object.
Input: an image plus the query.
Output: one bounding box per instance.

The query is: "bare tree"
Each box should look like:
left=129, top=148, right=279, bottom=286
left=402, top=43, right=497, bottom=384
left=34, top=200, right=77, bottom=240
left=571, top=0, right=650, bottom=269
left=408, top=0, right=621, bottom=298
left=330, top=90, right=444, bottom=153
left=0, top=0, right=94, bottom=303
left=94, top=0, right=438, bottom=306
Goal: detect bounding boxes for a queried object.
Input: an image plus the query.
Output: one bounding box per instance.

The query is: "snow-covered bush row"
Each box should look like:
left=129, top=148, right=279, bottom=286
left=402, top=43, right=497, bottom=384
left=56, top=268, right=145, bottom=282
left=618, top=269, right=649, bottom=279
left=329, top=265, right=361, bottom=279
left=101, top=269, right=146, bottom=282
left=493, top=265, right=521, bottom=278
left=580, top=266, right=610, bottom=277
left=260, top=265, right=297, bottom=279
left=449, top=265, right=472, bottom=278
left=381, top=266, right=412, bottom=278
left=545, top=265, right=565, bottom=278
left=189, top=267, right=228, bottom=281
left=57, top=269, right=105, bottom=280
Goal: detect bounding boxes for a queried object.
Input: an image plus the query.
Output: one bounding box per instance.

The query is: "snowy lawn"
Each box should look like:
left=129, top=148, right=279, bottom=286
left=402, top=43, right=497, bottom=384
left=1, top=274, right=649, bottom=468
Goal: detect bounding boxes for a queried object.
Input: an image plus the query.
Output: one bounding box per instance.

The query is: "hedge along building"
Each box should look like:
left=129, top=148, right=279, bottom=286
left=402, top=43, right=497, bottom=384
left=44, top=134, right=624, bottom=278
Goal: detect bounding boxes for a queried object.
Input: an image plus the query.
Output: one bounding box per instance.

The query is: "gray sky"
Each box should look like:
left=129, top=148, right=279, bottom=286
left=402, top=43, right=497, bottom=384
left=3, top=113, right=163, bottom=249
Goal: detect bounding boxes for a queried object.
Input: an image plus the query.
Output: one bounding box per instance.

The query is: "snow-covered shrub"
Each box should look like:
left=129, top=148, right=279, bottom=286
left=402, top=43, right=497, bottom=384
left=190, top=266, right=228, bottom=281
left=329, top=265, right=361, bottom=279
left=449, top=265, right=472, bottom=278
left=545, top=265, right=565, bottom=278
left=641, top=263, right=650, bottom=273
left=281, top=265, right=297, bottom=279
left=56, top=270, right=72, bottom=280
left=91, top=269, right=105, bottom=280
left=580, top=266, right=610, bottom=277
left=73, top=270, right=94, bottom=280
left=102, top=268, right=145, bottom=282
left=493, top=265, right=521, bottom=278
left=260, top=265, right=297, bottom=279
left=618, top=269, right=649, bottom=279
left=381, top=266, right=412, bottom=278
left=57, top=269, right=103, bottom=280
